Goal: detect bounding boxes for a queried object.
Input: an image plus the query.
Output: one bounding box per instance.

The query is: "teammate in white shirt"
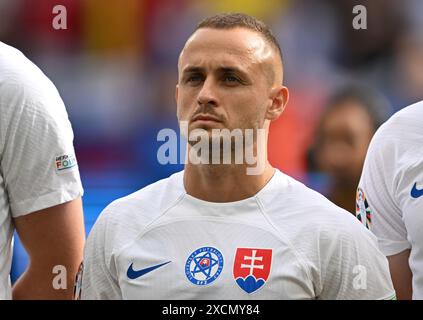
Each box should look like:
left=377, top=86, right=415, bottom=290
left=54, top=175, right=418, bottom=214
left=356, top=100, right=423, bottom=300
left=0, top=41, right=85, bottom=299
left=81, top=13, right=395, bottom=300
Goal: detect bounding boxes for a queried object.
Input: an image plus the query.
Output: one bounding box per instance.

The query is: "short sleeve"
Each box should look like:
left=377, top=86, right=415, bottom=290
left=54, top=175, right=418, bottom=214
left=0, top=73, right=83, bottom=217
left=356, top=130, right=411, bottom=256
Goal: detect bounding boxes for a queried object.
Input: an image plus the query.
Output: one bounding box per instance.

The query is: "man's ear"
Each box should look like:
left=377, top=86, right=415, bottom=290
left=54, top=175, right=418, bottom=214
left=175, top=84, right=179, bottom=104
left=266, top=86, right=289, bottom=121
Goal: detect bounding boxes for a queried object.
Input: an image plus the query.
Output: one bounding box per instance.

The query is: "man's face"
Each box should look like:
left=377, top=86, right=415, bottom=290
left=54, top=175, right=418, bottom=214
left=176, top=28, right=283, bottom=139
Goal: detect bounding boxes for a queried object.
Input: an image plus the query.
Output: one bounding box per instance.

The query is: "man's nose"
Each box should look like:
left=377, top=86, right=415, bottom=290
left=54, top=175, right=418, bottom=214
left=197, top=77, right=218, bottom=107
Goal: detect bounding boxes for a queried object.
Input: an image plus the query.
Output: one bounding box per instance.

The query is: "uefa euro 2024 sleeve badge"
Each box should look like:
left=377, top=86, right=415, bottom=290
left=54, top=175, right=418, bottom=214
left=73, top=261, right=84, bottom=300
left=356, top=187, right=372, bottom=229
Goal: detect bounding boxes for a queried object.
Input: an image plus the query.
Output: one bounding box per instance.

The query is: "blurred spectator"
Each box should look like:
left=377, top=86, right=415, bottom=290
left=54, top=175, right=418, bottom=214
left=307, top=85, right=392, bottom=213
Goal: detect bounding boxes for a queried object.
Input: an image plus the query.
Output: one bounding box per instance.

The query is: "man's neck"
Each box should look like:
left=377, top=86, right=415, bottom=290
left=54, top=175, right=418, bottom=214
left=183, top=162, right=275, bottom=203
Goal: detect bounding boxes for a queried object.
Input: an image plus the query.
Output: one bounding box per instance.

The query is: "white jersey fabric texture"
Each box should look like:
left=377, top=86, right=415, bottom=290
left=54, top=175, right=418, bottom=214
left=357, top=100, right=423, bottom=299
left=82, top=169, right=394, bottom=300
left=0, top=41, right=83, bottom=299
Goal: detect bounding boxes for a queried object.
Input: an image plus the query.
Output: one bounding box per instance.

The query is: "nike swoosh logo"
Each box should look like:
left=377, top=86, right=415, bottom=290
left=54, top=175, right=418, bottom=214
left=127, top=261, right=171, bottom=280
left=411, top=182, right=423, bottom=199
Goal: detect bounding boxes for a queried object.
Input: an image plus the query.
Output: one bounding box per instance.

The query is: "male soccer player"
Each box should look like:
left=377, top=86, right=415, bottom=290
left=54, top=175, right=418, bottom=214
left=81, top=13, right=395, bottom=299
left=356, top=100, right=423, bottom=299
left=0, top=41, right=85, bottom=299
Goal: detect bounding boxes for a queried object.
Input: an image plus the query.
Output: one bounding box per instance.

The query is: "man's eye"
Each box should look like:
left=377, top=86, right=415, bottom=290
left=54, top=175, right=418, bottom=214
left=186, top=75, right=203, bottom=84
left=223, top=75, right=240, bottom=83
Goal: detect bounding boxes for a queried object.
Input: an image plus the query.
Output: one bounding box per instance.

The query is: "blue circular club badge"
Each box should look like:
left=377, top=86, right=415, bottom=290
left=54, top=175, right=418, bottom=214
left=185, top=246, right=224, bottom=285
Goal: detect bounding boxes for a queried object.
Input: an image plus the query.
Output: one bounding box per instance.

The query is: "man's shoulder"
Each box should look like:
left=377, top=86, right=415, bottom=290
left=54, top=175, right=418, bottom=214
left=0, top=42, right=41, bottom=83
left=86, top=171, right=185, bottom=258
left=390, top=100, right=423, bottom=124
left=261, top=171, right=377, bottom=275
left=262, top=170, right=344, bottom=216
left=364, top=101, right=423, bottom=182
left=262, top=171, right=366, bottom=235
left=99, top=171, right=185, bottom=227
left=0, top=42, right=61, bottom=110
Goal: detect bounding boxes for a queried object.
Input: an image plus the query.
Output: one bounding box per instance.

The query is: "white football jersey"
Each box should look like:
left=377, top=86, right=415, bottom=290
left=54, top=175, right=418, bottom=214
left=357, top=100, right=423, bottom=299
left=82, top=169, right=394, bottom=300
left=0, top=41, right=83, bottom=299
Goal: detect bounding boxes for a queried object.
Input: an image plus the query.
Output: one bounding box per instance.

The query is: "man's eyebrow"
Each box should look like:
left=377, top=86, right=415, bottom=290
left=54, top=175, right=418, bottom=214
left=218, top=66, right=248, bottom=76
left=181, top=66, right=249, bottom=76
left=182, top=66, right=204, bottom=74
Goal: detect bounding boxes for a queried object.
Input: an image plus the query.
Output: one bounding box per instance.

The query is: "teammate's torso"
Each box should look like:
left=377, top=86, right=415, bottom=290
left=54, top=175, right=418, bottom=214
left=0, top=41, right=83, bottom=300
left=359, top=101, right=423, bottom=299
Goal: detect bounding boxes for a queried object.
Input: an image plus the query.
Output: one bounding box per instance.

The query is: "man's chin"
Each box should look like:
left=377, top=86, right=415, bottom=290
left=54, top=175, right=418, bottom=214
left=187, top=129, right=213, bottom=144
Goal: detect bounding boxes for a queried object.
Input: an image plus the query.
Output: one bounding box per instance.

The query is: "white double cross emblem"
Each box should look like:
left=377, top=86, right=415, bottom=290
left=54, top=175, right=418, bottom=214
left=240, top=250, right=264, bottom=275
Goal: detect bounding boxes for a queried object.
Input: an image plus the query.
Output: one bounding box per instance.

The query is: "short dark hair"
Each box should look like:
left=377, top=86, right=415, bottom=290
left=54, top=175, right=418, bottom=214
left=196, top=13, right=283, bottom=66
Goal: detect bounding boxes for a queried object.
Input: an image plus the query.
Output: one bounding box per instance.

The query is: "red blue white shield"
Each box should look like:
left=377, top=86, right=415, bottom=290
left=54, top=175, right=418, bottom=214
left=233, top=248, right=272, bottom=294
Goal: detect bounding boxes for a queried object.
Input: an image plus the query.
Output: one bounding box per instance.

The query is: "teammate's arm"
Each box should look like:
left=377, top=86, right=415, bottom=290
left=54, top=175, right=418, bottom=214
left=387, top=249, right=412, bottom=300
left=12, top=198, right=85, bottom=300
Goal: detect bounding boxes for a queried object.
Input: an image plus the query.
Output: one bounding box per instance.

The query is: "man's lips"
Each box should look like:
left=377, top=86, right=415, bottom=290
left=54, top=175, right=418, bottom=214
left=191, top=114, right=222, bottom=123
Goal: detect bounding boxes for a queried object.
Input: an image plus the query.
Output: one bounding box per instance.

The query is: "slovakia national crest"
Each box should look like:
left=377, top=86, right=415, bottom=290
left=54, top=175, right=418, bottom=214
left=233, top=248, right=272, bottom=294
left=185, top=246, right=224, bottom=286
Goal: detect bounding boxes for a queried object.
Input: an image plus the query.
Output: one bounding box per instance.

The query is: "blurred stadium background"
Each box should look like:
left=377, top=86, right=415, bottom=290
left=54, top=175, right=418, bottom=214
left=1, top=0, right=422, bottom=282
